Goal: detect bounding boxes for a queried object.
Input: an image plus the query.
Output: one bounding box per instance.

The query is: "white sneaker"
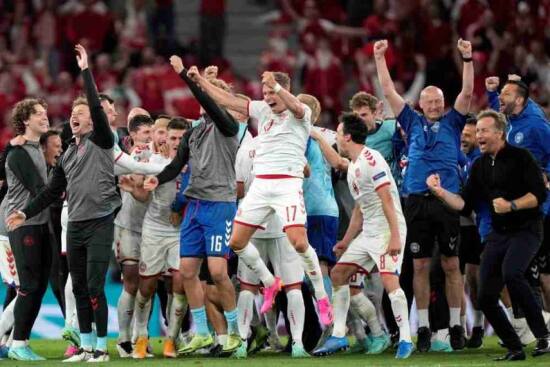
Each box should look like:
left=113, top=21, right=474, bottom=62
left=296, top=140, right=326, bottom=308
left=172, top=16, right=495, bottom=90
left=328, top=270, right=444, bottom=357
left=63, top=349, right=93, bottom=363
left=116, top=342, right=132, bottom=358
left=88, top=350, right=109, bottom=363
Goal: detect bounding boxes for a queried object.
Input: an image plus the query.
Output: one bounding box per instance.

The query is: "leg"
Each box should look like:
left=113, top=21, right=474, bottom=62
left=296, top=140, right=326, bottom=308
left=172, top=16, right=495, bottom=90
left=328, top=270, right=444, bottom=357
left=330, top=264, right=357, bottom=338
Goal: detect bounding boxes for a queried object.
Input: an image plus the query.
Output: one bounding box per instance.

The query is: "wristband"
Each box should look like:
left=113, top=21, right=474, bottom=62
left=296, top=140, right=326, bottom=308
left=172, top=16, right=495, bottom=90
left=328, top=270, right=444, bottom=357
left=462, top=56, right=473, bottom=62
left=273, top=83, right=282, bottom=93
left=510, top=201, right=518, bottom=211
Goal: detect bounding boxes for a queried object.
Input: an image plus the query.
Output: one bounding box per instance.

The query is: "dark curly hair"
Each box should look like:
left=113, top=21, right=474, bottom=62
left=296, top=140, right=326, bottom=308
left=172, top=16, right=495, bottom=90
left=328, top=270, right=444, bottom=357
left=11, top=98, right=48, bottom=135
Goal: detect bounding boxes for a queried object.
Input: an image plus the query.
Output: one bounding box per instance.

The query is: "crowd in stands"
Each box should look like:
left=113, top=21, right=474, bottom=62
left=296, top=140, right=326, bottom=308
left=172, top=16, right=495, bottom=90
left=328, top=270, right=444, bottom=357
left=1, top=0, right=549, bottom=147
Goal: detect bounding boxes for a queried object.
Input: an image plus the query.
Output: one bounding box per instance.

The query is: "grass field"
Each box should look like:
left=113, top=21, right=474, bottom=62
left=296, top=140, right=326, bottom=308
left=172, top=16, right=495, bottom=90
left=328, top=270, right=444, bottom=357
left=6, top=337, right=550, bottom=367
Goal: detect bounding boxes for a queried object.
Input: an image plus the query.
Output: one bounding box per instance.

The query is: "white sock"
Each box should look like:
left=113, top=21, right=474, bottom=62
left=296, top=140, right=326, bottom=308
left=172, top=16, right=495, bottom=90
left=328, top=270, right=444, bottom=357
left=0, top=295, right=16, bottom=336
left=168, top=293, right=187, bottom=340
left=461, top=314, right=467, bottom=330
left=347, top=309, right=367, bottom=343
left=388, top=288, right=411, bottom=342
left=11, top=340, right=25, bottom=348
left=332, top=285, right=350, bottom=338
left=473, top=310, right=484, bottom=327
left=450, top=307, right=461, bottom=327
left=298, top=246, right=327, bottom=300
left=235, top=245, right=275, bottom=287
left=217, top=334, right=227, bottom=346
left=237, top=290, right=255, bottom=340
left=350, top=292, right=382, bottom=336
left=506, top=307, right=514, bottom=319
left=65, top=275, right=78, bottom=329
left=117, top=290, right=135, bottom=342
left=286, top=289, right=305, bottom=347
left=418, top=309, right=429, bottom=328
left=134, top=291, right=152, bottom=337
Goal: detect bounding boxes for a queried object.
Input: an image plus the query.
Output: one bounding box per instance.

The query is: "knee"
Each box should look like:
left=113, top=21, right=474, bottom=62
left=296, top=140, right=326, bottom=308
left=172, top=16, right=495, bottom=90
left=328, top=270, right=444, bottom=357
left=210, top=269, right=229, bottom=285
left=180, top=268, right=198, bottom=281
left=441, top=256, right=460, bottom=274
left=330, top=267, right=347, bottom=286
left=502, top=269, right=523, bottom=287
left=87, top=284, right=104, bottom=298
left=413, top=259, right=430, bottom=275
left=125, top=281, right=139, bottom=295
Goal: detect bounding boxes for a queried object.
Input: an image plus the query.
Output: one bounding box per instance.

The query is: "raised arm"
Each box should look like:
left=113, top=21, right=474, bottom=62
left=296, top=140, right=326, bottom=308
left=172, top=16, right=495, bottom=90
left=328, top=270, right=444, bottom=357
left=192, top=73, right=248, bottom=116
left=310, top=129, right=349, bottom=171
left=170, top=58, right=239, bottom=137
left=373, top=40, right=405, bottom=117
left=76, top=44, right=114, bottom=149
left=114, top=146, right=166, bottom=176
left=485, top=76, right=501, bottom=111
left=426, top=173, right=466, bottom=212
left=262, top=71, right=305, bottom=120
left=453, top=39, right=474, bottom=115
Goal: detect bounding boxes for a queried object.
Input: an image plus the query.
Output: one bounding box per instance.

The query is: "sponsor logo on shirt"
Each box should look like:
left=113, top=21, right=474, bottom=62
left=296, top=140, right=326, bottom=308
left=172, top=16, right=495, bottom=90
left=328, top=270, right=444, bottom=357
left=372, top=171, right=387, bottom=181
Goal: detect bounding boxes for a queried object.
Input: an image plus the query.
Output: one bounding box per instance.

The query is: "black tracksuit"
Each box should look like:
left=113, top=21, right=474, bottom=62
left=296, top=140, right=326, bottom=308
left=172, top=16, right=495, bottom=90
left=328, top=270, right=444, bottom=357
left=461, top=143, right=548, bottom=350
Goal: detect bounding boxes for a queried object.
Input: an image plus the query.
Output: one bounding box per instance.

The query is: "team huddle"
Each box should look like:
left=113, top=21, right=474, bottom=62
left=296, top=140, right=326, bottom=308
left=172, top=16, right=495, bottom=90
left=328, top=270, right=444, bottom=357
left=0, top=36, right=549, bottom=363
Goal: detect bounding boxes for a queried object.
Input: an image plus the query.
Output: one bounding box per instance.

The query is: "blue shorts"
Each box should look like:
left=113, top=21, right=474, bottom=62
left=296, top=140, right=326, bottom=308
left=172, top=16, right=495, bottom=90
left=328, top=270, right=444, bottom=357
left=180, top=199, right=237, bottom=258
left=307, top=215, right=338, bottom=265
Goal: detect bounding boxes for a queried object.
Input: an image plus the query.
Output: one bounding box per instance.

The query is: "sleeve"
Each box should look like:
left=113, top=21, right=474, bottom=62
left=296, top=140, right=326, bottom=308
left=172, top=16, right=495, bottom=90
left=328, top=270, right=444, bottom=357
left=460, top=159, right=481, bottom=216
left=156, top=129, right=192, bottom=185
left=82, top=68, right=114, bottom=149
left=6, top=148, right=46, bottom=196
left=114, top=149, right=166, bottom=176
left=0, top=142, right=13, bottom=181
left=395, top=104, right=419, bottom=136
left=178, top=71, right=238, bottom=137
left=445, top=108, right=468, bottom=133
left=248, top=100, right=268, bottom=121
left=522, top=149, right=547, bottom=205
left=171, top=170, right=190, bottom=212
left=536, top=123, right=550, bottom=176
left=22, top=164, right=67, bottom=219
left=295, top=104, right=312, bottom=123
left=365, top=151, right=391, bottom=191
left=487, top=91, right=500, bottom=111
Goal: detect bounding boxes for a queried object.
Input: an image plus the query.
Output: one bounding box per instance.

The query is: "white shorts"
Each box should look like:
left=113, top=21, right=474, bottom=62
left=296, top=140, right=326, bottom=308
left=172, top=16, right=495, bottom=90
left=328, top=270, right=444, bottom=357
left=61, top=202, right=68, bottom=254
left=139, top=232, right=179, bottom=277
left=338, top=230, right=406, bottom=276
left=113, top=225, right=141, bottom=264
left=0, top=237, right=19, bottom=287
left=237, top=236, right=304, bottom=288
left=235, top=177, right=306, bottom=231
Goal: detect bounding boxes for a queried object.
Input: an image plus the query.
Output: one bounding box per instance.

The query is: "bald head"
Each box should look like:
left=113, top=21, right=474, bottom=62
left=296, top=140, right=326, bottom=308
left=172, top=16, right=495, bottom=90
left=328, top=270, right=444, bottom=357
left=127, top=107, right=150, bottom=127
left=419, top=85, right=445, bottom=122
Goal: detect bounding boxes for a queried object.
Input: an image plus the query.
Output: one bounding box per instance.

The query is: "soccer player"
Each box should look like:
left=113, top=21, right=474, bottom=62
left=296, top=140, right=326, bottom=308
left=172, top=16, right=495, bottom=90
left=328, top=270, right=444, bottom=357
left=143, top=57, right=241, bottom=354
left=189, top=68, right=333, bottom=326
left=7, top=44, right=120, bottom=362
left=4, top=98, right=50, bottom=361
left=234, top=134, right=308, bottom=358
left=113, top=114, right=154, bottom=356
left=119, top=118, right=189, bottom=358
left=311, top=113, right=413, bottom=359
left=374, top=38, right=473, bottom=351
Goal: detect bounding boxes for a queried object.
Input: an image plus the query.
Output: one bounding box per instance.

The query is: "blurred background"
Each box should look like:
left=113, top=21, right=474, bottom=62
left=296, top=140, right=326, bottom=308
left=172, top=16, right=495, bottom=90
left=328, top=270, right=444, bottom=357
left=0, top=0, right=549, bottom=150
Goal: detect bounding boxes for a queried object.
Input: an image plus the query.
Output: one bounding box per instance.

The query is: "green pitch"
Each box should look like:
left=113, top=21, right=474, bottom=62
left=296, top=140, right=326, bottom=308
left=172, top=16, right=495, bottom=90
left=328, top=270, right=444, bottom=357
left=7, top=337, right=550, bottom=366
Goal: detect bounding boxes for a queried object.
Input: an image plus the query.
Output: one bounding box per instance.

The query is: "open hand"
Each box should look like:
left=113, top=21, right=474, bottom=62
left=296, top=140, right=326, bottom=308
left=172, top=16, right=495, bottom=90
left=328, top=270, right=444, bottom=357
left=75, top=44, right=89, bottom=70
left=261, top=71, right=277, bottom=89
left=6, top=211, right=26, bottom=231
left=143, top=176, right=159, bottom=191
left=384, top=235, right=401, bottom=256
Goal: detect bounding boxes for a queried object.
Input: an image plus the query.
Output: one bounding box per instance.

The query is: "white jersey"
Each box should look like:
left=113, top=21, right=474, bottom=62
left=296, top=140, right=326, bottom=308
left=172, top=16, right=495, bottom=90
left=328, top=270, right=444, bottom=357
left=114, top=149, right=150, bottom=233
left=248, top=100, right=312, bottom=178
left=235, top=136, right=285, bottom=239
left=142, top=154, right=180, bottom=238
left=347, top=147, right=406, bottom=235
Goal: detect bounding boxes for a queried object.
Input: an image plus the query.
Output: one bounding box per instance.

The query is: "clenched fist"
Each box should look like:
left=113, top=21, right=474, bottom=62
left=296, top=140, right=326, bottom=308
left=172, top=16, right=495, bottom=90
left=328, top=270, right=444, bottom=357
left=373, top=40, right=388, bottom=59
left=457, top=38, right=472, bottom=58
left=170, top=55, right=185, bottom=74
left=187, top=66, right=200, bottom=83
left=485, top=76, right=500, bottom=92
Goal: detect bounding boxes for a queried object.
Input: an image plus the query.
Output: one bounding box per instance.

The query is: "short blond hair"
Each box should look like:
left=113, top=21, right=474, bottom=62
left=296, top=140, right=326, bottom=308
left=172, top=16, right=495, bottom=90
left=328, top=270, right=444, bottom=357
left=349, top=92, right=377, bottom=112
left=210, top=78, right=232, bottom=93
left=153, top=116, right=170, bottom=130
left=72, top=96, right=88, bottom=110
left=297, top=94, right=321, bottom=124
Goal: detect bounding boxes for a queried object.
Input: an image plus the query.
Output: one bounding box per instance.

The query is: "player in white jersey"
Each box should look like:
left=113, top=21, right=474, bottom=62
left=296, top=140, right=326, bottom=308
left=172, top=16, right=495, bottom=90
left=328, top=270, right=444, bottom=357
left=113, top=114, right=155, bottom=356
left=0, top=198, right=18, bottom=352
left=189, top=69, right=333, bottom=326
left=312, top=113, right=413, bottom=359
left=232, top=136, right=308, bottom=358
left=118, top=119, right=188, bottom=359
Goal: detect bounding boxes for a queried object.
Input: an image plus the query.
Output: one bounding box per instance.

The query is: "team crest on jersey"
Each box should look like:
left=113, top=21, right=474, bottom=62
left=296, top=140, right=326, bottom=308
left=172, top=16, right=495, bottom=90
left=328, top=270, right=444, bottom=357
left=23, top=235, right=35, bottom=247
left=430, top=121, right=440, bottom=133
left=355, top=168, right=361, bottom=177
left=514, top=132, right=524, bottom=144
left=410, top=242, right=420, bottom=253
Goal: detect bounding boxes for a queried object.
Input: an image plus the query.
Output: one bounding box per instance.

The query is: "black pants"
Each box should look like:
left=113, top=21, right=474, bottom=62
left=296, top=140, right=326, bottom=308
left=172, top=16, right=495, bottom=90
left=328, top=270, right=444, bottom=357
left=478, top=222, right=549, bottom=351
left=67, top=214, right=113, bottom=337
left=49, top=205, right=65, bottom=317
left=8, top=224, right=51, bottom=340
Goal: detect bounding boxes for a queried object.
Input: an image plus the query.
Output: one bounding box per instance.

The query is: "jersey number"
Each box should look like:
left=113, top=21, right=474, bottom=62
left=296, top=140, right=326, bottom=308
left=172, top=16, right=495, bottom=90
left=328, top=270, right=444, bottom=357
left=210, top=236, right=223, bottom=252
left=286, top=205, right=297, bottom=222
left=379, top=255, right=385, bottom=270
